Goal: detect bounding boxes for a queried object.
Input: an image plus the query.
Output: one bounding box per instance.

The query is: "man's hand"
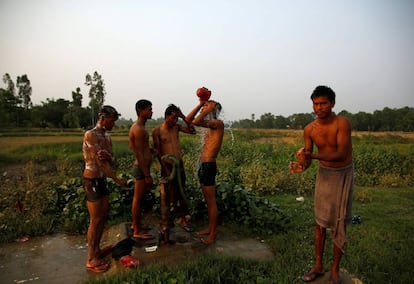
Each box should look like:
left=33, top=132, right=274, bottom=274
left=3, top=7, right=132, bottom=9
left=289, top=161, right=306, bottom=174
left=97, top=149, right=112, bottom=161
left=289, top=147, right=311, bottom=174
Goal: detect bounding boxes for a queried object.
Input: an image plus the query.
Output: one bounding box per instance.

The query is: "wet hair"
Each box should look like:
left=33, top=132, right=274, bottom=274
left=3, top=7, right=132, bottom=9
left=135, top=99, right=152, bottom=115
left=311, top=85, right=335, bottom=103
left=212, top=101, right=222, bottom=119
left=164, top=104, right=181, bottom=118
left=99, top=105, right=120, bottom=119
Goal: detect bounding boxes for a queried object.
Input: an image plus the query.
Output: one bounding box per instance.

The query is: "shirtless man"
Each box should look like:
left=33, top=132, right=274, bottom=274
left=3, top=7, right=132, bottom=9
left=82, top=105, right=127, bottom=272
left=129, top=99, right=155, bottom=240
left=152, top=104, right=196, bottom=235
left=289, top=86, right=354, bottom=284
left=186, top=96, right=224, bottom=245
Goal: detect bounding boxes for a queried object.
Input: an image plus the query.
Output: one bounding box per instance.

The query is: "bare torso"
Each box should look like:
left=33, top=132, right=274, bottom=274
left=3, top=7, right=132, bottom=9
left=200, top=120, right=224, bottom=163
left=305, top=115, right=353, bottom=168
left=129, top=121, right=152, bottom=167
left=154, top=124, right=183, bottom=160
left=83, top=127, right=113, bottom=179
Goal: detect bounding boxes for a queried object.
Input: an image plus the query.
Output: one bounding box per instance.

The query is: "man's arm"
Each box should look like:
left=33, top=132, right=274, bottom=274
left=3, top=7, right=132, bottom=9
left=86, top=132, right=126, bottom=185
left=131, top=127, right=151, bottom=177
left=289, top=126, right=313, bottom=174
left=185, top=101, right=204, bottom=124
left=152, top=127, right=162, bottom=163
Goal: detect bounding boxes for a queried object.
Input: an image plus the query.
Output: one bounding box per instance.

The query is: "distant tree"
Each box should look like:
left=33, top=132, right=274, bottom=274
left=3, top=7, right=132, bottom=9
left=38, top=98, right=70, bottom=127
left=231, top=118, right=255, bottom=128
left=1, top=74, right=20, bottom=126
left=72, top=87, right=82, bottom=107
left=85, top=71, right=106, bottom=126
left=274, top=115, right=289, bottom=129
left=288, top=113, right=314, bottom=129
left=353, top=111, right=373, bottom=131
left=257, top=113, right=275, bottom=128
left=16, top=74, right=32, bottom=110
left=2, top=73, right=15, bottom=96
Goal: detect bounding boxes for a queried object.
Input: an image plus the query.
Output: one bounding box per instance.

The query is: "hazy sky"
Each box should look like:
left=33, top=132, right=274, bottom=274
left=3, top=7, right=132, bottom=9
left=1, top=0, right=413, bottom=121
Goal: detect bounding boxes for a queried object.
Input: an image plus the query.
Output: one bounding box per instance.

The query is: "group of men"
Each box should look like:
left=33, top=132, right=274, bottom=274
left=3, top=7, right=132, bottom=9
left=82, top=85, right=354, bottom=284
left=82, top=87, right=224, bottom=273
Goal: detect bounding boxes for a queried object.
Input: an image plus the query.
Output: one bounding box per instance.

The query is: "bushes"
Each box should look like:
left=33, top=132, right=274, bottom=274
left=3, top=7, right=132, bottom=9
left=1, top=130, right=413, bottom=242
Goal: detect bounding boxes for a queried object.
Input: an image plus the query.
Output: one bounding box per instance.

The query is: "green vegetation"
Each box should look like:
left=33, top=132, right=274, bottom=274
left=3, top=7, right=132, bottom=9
left=81, top=187, right=414, bottom=284
left=0, top=129, right=413, bottom=283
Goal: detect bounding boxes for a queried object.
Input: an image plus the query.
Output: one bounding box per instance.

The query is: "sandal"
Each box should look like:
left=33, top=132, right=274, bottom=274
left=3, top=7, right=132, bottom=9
left=86, top=262, right=109, bottom=273
left=133, top=233, right=155, bottom=240
left=300, top=270, right=325, bottom=282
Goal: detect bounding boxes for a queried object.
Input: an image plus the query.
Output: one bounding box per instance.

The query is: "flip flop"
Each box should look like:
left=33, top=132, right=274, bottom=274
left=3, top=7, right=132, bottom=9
left=86, top=262, right=109, bottom=273
left=97, top=244, right=114, bottom=259
left=300, top=271, right=325, bottom=282
left=120, top=255, right=142, bottom=268
left=181, top=224, right=194, bottom=232
left=133, top=233, right=155, bottom=240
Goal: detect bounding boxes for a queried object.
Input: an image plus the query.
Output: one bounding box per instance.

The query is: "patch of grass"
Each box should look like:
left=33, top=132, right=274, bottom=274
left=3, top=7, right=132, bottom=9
left=82, top=187, right=414, bottom=284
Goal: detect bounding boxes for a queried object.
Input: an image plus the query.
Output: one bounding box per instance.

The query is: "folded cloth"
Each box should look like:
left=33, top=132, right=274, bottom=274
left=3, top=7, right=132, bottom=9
left=112, top=238, right=136, bottom=260
left=314, top=163, right=354, bottom=252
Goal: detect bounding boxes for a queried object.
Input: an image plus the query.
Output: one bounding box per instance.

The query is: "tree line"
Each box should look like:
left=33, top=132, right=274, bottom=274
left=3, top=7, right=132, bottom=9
left=231, top=106, right=414, bottom=131
left=1, top=72, right=413, bottom=131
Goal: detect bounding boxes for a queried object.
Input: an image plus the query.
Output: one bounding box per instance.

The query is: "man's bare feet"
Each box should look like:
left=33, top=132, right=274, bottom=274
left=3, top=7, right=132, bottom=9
left=200, top=235, right=216, bottom=245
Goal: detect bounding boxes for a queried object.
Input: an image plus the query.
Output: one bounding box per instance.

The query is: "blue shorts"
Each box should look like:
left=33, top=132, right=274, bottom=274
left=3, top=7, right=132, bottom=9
left=198, top=162, right=217, bottom=186
left=83, top=178, right=109, bottom=202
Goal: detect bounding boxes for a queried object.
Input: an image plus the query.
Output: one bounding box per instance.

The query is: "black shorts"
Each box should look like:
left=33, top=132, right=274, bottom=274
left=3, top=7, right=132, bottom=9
left=198, top=162, right=217, bottom=186
left=83, top=178, right=109, bottom=202
left=132, top=165, right=146, bottom=180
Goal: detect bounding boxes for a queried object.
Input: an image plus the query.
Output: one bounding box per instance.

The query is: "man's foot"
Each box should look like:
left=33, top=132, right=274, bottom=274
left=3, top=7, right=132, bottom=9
left=86, top=261, right=110, bottom=273
left=300, top=270, right=325, bottom=282
left=195, top=228, right=209, bottom=236
left=96, top=244, right=114, bottom=259
left=200, top=237, right=216, bottom=245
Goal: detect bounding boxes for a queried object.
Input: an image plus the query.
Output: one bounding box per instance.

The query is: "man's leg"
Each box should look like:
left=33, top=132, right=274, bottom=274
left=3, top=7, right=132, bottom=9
left=314, top=224, right=326, bottom=271
left=132, top=180, right=145, bottom=236
left=301, top=224, right=326, bottom=281
left=329, top=239, right=344, bottom=283
left=86, top=196, right=109, bottom=267
left=201, top=185, right=217, bottom=244
left=132, top=180, right=154, bottom=238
